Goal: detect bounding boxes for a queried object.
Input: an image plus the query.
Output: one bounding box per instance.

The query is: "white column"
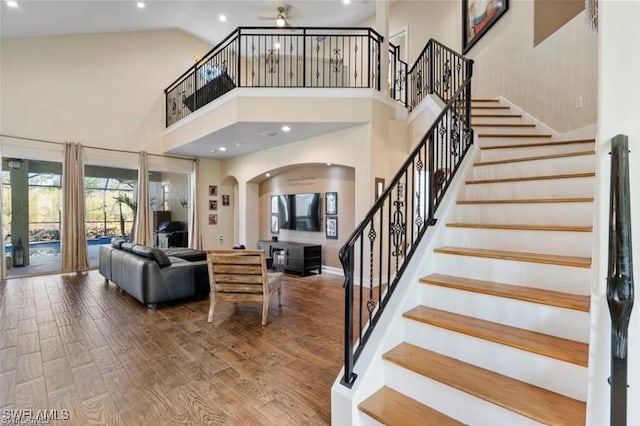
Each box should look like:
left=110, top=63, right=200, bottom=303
left=376, top=0, right=390, bottom=95
left=237, top=181, right=260, bottom=248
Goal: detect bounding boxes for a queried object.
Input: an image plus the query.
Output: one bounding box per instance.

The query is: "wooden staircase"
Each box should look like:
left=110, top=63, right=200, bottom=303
left=357, top=99, right=594, bottom=425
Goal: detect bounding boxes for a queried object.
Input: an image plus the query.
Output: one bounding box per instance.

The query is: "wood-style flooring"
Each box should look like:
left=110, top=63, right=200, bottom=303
left=0, top=270, right=346, bottom=425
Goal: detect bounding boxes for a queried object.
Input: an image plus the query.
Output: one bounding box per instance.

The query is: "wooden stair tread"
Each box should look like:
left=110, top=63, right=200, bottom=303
left=474, top=150, right=595, bottom=166
left=384, top=343, right=586, bottom=425
left=404, top=306, right=588, bottom=366
left=472, top=113, right=522, bottom=118
left=434, top=246, right=591, bottom=268
left=466, top=172, right=595, bottom=185
left=359, top=386, right=464, bottom=426
left=478, top=133, right=553, bottom=138
left=420, top=273, right=590, bottom=311
left=481, top=138, right=596, bottom=150
left=457, top=197, right=594, bottom=204
left=472, top=105, right=511, bottom=110
left=473, top=123, right=536, bottom=127
left=447, top=222, right=592, bottom=232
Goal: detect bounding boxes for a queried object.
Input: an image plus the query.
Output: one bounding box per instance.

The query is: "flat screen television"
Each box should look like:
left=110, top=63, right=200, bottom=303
left=274, top=193, right=321, bottom=232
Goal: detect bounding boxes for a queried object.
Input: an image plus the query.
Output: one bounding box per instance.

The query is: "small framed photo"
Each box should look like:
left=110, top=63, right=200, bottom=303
left=326, top=216, right=338, bottom=239
left=271, top=195, right=279, bottom=214
left=222, top=194, right=230, bottom=206
left=209, top=200, right=217, bottom=211
left=208, top=185, right=218, bottom=196
left=208, top=214, right=218, bottom=225
left=271, top=215, right=279, bottom=234
left=325, top=192, right=338, bottom=216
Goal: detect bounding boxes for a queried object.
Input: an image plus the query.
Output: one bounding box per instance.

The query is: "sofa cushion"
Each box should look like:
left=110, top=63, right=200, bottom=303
left=150, top=248, right=172, bottom=268
left=111, top=238, right=126, bottom=249
left=121, top=242, right=136, bottom=252
left=132, top=245, right=172, bottom=268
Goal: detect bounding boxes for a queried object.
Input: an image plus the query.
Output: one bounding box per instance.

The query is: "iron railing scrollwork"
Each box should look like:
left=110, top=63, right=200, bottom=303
left=339, top=44, right=473, bottom=387
left=607, top=134, right=634, bottom=426
left=406, top=39, right=472, bottom=111
left=164, top=27, right=383, bottom=127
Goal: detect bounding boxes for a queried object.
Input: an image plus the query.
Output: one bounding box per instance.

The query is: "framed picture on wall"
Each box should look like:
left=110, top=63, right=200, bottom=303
left=208, top=185, right=218, bottom=196
left=326, top=217, right=338, bottom=239
left=462, top=0, right=509, bottom=54
left=271, top=215, right=279, bottom=234
left=222, top=194, right=230, bottom=206
left=325, top=192, right=337, bottom=216
left=209, top=200, right=217, bottom=211
left=208, top=214, right=218, bottom=225
left=271, top=195, right=279, bottom=214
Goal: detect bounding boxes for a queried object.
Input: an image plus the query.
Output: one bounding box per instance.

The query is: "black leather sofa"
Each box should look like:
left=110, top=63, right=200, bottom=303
left=99, top=239, right=209, bottom=309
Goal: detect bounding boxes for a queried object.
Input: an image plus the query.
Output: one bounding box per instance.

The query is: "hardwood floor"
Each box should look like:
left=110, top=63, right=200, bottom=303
left=0, top=270, right=346, bottom=425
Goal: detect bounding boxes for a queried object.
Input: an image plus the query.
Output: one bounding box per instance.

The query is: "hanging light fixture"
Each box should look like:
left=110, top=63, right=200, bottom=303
left=276, top=13, right=286, bottom=27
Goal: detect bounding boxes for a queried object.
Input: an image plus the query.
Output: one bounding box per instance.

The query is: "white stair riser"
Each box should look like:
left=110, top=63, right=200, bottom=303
left=445, top=227, right=593, bottom=257
left=472, top=116, right=524, bottom=125
left=455, top=202, right=594, bottom=226
left=463, top=177, right=595, bottom=200
left=471, top=155, right=595, bottom=179
left=472, top=126, right=538, bottom=135
left=403, top=321, right=588, bottom=401
left=419, top=284, right=590, bottom=342
left=430, top=253, right=591, bottom=295
left=477, top=136, right=554, bottom=146
left=479, top=143, right=595, bottom=161
left=385, top=362, right=545, bottom=426
left=359, top=413, right=383, bottom=426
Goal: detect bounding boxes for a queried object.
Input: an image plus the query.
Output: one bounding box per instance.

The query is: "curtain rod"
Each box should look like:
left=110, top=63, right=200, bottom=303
left=0, top=134, right=196, bottom=162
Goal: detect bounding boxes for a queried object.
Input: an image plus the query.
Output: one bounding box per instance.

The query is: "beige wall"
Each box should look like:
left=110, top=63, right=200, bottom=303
left=0, top=30, right=211, bottom=153
left=259, top=165, right=355, bottom=269
left=361, top=0, right=459, bottom=63
left=196, top=158, right=236, bottom=250
left=466, top=1, right=597, bottom=133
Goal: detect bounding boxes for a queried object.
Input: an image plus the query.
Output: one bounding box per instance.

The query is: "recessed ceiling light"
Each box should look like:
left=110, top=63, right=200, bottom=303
left=136, top=2, right=145, bottom=9
left=6, top=1, right=18, bottom=7
left=219, top=14, right=227, bottom=22
left=327, top=162, right=332, bottom=166
left=266, top=173, right=271, bottom=178
left=219, top=147, right=227, bottom=152
left=281, top=125, right=291, bottom=133
left=343, top=0, right=351, bottom=4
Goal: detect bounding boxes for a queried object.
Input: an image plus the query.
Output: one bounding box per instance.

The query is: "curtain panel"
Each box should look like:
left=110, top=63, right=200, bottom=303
left=61, top=142, right=89, bottom=272
left=133, top=151, right=152, bottom=246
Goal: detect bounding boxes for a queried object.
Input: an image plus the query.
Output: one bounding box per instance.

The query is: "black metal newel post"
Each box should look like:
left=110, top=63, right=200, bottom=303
left=607, top=134, right=634, bottom=426
left=340, top=245, right=357, bottom=388
left=465, top=59, right=474, bottom=140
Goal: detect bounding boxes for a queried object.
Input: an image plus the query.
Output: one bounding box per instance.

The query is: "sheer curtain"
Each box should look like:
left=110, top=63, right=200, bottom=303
left=188, top=160, right=202, bottom=249
left=133, top=151, right=152, bottom=246
left=61, top=142, right=89, bottom=272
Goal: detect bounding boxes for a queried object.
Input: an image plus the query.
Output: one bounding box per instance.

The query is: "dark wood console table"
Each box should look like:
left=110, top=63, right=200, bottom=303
left=257, top=240, right=322, bottom=276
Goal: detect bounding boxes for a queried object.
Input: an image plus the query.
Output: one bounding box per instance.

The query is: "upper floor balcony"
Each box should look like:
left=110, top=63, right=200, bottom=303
left=164, top=26, right=409, bottom=128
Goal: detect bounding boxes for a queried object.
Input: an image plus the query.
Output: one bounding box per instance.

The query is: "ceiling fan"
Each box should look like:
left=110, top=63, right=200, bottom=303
left=258, top=5, right=298, bottom=28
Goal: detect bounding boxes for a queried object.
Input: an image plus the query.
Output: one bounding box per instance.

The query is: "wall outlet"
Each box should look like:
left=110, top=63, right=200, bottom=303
left=576, top=95, right=584, bottom=109
left=218, top=235, right=224, bottom=241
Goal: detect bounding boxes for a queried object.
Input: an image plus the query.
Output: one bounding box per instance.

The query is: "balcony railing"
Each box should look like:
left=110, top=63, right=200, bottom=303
left=164, top=27, right=383, bottom=127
